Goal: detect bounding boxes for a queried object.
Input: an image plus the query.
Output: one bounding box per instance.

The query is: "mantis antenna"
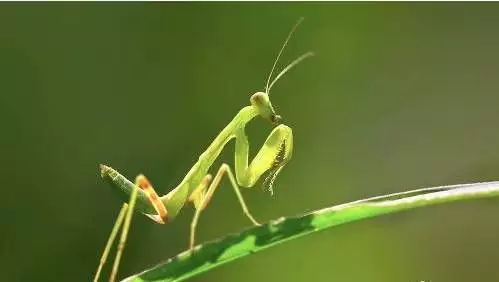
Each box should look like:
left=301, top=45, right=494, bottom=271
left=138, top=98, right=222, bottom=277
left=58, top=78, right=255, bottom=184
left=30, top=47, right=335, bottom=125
left=264, top=17, right=314, bottom=93
left=268, top=51, right=314, bottom=92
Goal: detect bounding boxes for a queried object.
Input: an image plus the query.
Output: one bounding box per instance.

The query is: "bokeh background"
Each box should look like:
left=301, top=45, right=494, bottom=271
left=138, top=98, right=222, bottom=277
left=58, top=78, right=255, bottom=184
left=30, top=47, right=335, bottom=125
left=2, top=3, right=499, bottom=282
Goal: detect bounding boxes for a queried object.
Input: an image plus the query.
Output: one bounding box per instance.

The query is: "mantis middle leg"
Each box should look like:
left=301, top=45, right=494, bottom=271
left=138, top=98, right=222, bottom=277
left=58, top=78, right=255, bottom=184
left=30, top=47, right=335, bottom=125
left=188, top=163, right=259, bottom=250
left=188, top=124, right=293, bottom=249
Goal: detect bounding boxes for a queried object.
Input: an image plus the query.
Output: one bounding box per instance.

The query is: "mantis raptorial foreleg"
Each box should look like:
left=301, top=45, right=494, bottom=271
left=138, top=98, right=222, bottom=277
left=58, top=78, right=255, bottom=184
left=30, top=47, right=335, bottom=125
left=94, top=18, right=313, bottom=282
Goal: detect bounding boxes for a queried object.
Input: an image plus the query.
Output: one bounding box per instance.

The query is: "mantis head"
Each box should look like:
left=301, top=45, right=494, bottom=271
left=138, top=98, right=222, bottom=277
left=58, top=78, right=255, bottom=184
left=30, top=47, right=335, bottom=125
left=250, top=92, right=282, bottom=125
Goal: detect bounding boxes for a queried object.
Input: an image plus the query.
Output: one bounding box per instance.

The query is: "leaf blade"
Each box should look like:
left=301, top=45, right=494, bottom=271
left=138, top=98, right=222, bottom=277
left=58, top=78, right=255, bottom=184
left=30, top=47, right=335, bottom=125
left=123, top=181, right=499, bottom=282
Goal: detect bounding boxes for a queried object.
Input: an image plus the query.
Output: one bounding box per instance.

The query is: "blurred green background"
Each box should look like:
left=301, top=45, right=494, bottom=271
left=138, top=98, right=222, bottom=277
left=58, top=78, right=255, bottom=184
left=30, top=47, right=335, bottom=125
left=2, top=3, right=499, bottom=282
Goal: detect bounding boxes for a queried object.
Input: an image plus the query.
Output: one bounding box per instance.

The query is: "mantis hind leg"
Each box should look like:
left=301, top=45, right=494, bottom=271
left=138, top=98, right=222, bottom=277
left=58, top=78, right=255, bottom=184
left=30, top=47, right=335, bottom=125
left=93, top=204, right=128, bottom=282
left=108, top=186, right=138, bottom=282
left=189, top=163, right=260, bottom=250
left=94, top=174, right=169, bottom=282
left=109, top=175, right=170, bottom=281
left=135, top=174, right=169, bottom=224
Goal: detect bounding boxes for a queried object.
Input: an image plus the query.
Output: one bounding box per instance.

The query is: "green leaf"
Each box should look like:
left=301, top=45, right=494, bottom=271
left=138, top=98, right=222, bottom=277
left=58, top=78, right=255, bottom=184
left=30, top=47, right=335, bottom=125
left=122, top=181, right=499, bottom=282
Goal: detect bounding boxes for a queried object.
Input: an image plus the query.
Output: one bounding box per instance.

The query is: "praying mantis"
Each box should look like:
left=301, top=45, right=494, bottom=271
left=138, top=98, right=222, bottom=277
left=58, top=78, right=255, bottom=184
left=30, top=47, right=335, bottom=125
left=93, top=18, right=313, bottom=282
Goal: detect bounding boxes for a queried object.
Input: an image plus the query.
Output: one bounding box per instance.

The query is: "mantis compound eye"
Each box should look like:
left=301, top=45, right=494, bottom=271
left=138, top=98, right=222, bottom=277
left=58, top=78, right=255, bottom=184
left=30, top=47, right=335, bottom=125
left=250, top=92, right=267, bottom=106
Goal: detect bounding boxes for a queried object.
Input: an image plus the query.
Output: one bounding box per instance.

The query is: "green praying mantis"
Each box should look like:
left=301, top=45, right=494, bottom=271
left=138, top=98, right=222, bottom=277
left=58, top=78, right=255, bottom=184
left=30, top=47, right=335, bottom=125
left=93, top=18, right=313, bottom=282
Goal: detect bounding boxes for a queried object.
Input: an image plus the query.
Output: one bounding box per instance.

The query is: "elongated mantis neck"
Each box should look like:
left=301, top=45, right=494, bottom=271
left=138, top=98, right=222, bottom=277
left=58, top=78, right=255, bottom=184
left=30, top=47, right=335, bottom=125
left=189, top=105, right=258, bottom=175
left=160, top=105, right=260, bottom=219
left=166, top=105, right=259, bottom=193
